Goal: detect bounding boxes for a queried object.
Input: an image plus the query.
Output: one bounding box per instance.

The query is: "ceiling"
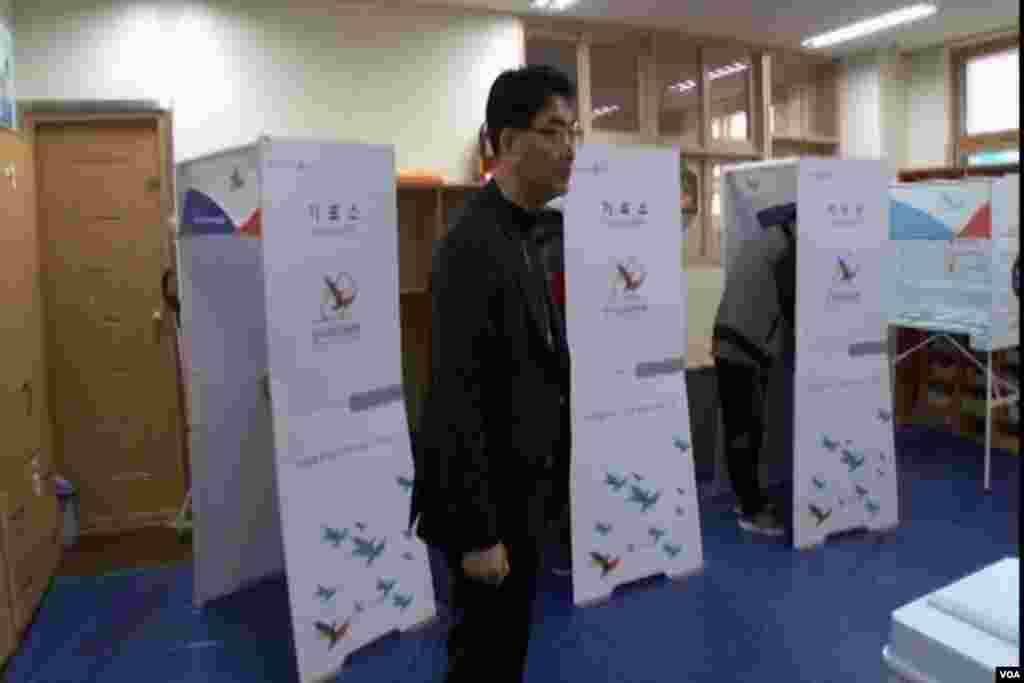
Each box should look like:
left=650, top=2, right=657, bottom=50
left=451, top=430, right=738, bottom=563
left=414, top=0, right=1019, bottom=58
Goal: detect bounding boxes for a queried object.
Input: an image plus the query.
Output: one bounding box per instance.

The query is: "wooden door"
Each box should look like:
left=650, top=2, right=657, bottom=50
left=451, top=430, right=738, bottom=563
left=34, top=119, right=184, bottom=534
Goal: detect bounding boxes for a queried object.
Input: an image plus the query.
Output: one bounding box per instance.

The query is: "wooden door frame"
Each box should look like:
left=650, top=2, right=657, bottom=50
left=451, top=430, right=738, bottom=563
left=22, top=106, right=191, bottom=520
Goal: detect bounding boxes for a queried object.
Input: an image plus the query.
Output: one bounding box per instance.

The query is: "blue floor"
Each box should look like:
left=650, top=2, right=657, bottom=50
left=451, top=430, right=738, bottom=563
left=3, top=426, right=1018, bottom=683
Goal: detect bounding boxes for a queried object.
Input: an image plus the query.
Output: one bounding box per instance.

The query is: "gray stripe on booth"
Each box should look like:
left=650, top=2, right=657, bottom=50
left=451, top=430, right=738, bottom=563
left=349, top=384, right=405, bottom=412
left=636, top=357, right=687, bottom=378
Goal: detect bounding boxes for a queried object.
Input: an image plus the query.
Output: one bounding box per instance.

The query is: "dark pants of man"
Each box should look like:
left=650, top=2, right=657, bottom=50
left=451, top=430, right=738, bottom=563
left=714, top=356, right=770, bottom=517
left=442, top=534, right=540, bottom=683
left=441, top=476, right=556, bottom=683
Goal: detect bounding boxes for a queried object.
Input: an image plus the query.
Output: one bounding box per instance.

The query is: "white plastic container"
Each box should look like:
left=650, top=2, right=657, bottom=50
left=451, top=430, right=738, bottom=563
left=884, top=558, right=1019, bottom=683
left=55, top=477, right=78, bottom=548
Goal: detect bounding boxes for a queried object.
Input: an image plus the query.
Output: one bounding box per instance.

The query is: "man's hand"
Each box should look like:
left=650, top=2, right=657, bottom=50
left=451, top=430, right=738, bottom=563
left=462, top=542, right=510, bottom=586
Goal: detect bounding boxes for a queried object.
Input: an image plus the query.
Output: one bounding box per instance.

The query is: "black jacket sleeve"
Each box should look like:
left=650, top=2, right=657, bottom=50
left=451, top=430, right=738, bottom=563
left=427, top=232, right=501, bottom=554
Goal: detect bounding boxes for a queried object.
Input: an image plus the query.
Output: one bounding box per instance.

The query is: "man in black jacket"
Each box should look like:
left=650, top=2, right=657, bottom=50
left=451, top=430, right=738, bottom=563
left=409, top=65, right=576, bottom=683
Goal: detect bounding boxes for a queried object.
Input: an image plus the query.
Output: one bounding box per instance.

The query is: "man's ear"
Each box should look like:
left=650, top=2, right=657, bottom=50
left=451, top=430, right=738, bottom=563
left=499, top=127, right=521, bottom=161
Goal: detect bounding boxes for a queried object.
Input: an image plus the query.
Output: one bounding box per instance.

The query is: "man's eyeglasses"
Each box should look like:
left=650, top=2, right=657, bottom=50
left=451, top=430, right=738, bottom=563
left=528, top=124, right=584, bottom=146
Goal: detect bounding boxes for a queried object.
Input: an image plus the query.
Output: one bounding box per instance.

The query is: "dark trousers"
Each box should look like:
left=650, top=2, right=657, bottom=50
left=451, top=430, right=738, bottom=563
left=442, top=533, right=541, bottom=683
left=714, top=356, right=770, bottom=517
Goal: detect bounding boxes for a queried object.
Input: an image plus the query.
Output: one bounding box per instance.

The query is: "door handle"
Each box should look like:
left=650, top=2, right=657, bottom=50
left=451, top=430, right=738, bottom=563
left=161, top=268, right=181, bottom=328
left=153, top=309, right=164, bottom=343
left=21, top=380, right=32, bottom=417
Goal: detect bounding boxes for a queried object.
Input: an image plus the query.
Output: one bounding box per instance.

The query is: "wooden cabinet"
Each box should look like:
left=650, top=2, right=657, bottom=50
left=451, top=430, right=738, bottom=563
left=0, top=129, right=53, bottom=481
left=0, top=129, right=61, bottom=669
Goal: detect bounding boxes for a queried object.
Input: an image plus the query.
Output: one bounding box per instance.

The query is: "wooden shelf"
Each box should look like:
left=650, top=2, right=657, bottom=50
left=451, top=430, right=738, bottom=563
left=772, top=134, right=839, bottom=146
left=898, top=164, right=1020, bottom=183
left=395, top=185, right=483, bottom=432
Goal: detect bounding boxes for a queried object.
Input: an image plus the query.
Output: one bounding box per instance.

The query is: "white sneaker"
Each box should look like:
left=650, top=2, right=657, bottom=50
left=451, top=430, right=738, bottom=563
left=737, top=510, right=785, bottom=537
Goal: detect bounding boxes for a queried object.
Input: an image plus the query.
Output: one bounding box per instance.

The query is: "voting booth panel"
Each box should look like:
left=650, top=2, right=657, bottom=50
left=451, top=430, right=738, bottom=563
left=177, top=139, right=436, bottom=683
left=177, top=146, right=286, bottom=608
left=565, top=144, right=702, bottom=607
left=259, top=140, right=435, bottom=683
left=722, top=159, right=898, bottom=550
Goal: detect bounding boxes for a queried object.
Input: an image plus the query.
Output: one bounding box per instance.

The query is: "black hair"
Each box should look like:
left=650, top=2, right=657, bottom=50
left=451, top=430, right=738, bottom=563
left=485, top=64, right=576, bottom=158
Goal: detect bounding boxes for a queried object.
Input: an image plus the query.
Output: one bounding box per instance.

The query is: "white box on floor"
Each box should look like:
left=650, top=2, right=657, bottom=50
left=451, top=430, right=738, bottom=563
left=883, top=557, right=1019, bottom=683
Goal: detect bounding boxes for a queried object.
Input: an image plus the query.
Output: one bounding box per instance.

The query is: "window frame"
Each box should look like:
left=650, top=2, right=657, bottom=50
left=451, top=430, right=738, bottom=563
left=950, top=33, right=1020, bottom=165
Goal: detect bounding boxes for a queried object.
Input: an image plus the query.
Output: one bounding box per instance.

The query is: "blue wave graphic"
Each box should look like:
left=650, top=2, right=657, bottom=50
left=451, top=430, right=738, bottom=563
left=890, top=201, right=956, bottom=241
left=181, top=189, right=237, bottom=236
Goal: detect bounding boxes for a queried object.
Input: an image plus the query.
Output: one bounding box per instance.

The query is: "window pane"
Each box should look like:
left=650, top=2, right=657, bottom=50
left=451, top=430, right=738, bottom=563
left=731, top=112, right=748, bottom=139
left=656, top=38, right=700, bottom=144
left=966, top=48, right=1019, bottom=135
left=710, top=162, right=723, bottom=237
left=705, top=47, right=752, bottom=143
left=967, top=149, right=1020, bottom=166
left=591, top=40, right=642, bottom=133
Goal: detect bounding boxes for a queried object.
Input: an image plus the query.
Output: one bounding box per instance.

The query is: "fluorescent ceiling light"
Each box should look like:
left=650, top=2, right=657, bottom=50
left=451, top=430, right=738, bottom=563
left=801, top=3, right=938, bottom=49
left=530, top=0, right=578, bottom=10
left=668, top=61, right=749, bottom=93
left=592, top=105, right=621, bottom=118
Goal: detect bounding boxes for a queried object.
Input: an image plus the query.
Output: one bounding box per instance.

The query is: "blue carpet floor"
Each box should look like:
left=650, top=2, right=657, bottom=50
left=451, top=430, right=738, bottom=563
left=3, top=426, right=1018, bottom=683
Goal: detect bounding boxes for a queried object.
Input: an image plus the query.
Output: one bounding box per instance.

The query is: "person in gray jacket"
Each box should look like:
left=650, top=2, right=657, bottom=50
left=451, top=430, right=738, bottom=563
left=712, top=202, right=796, bottom=536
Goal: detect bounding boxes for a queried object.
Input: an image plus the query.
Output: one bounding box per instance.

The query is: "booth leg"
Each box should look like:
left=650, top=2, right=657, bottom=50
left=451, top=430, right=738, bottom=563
left=984, top=351, right=993, bottom=494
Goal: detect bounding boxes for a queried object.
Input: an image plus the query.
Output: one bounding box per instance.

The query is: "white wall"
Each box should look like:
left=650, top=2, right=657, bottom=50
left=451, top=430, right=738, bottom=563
left=0, top=0, right=11, bottom=28
left=879, top=51, right=909, bottom=171
left=841, top=48, right=943, bottom=174
left=904, top=46, right=950, bottom=168
left=839, top=53, right=883, bottom=160
left=14, top=0, right=524, bottom=182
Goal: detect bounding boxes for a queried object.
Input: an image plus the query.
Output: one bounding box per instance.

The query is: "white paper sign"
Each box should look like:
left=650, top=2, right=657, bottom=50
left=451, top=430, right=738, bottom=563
left=565, top=144, right=702, bottom=606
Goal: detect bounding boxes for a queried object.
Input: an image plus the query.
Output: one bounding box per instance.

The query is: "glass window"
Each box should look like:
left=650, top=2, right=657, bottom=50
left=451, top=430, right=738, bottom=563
left=705, top=47, right=753, bottom=144
left=965, top=47, right=1019, bottom=135
left=770, top=54, right=811, bottom=139
left=710, top=162, right=723, bottom=237
left=656, top=38, right=700, bottom=144
left=730, top=112, right=748, bottom=140
left=967, top=149, right=1020, bottom=166
left=590, top=40, right=643, bottom=133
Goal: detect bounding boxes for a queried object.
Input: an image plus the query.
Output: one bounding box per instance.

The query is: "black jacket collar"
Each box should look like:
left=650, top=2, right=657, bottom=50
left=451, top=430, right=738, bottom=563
left=481, top=179, right=539, bottom=238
